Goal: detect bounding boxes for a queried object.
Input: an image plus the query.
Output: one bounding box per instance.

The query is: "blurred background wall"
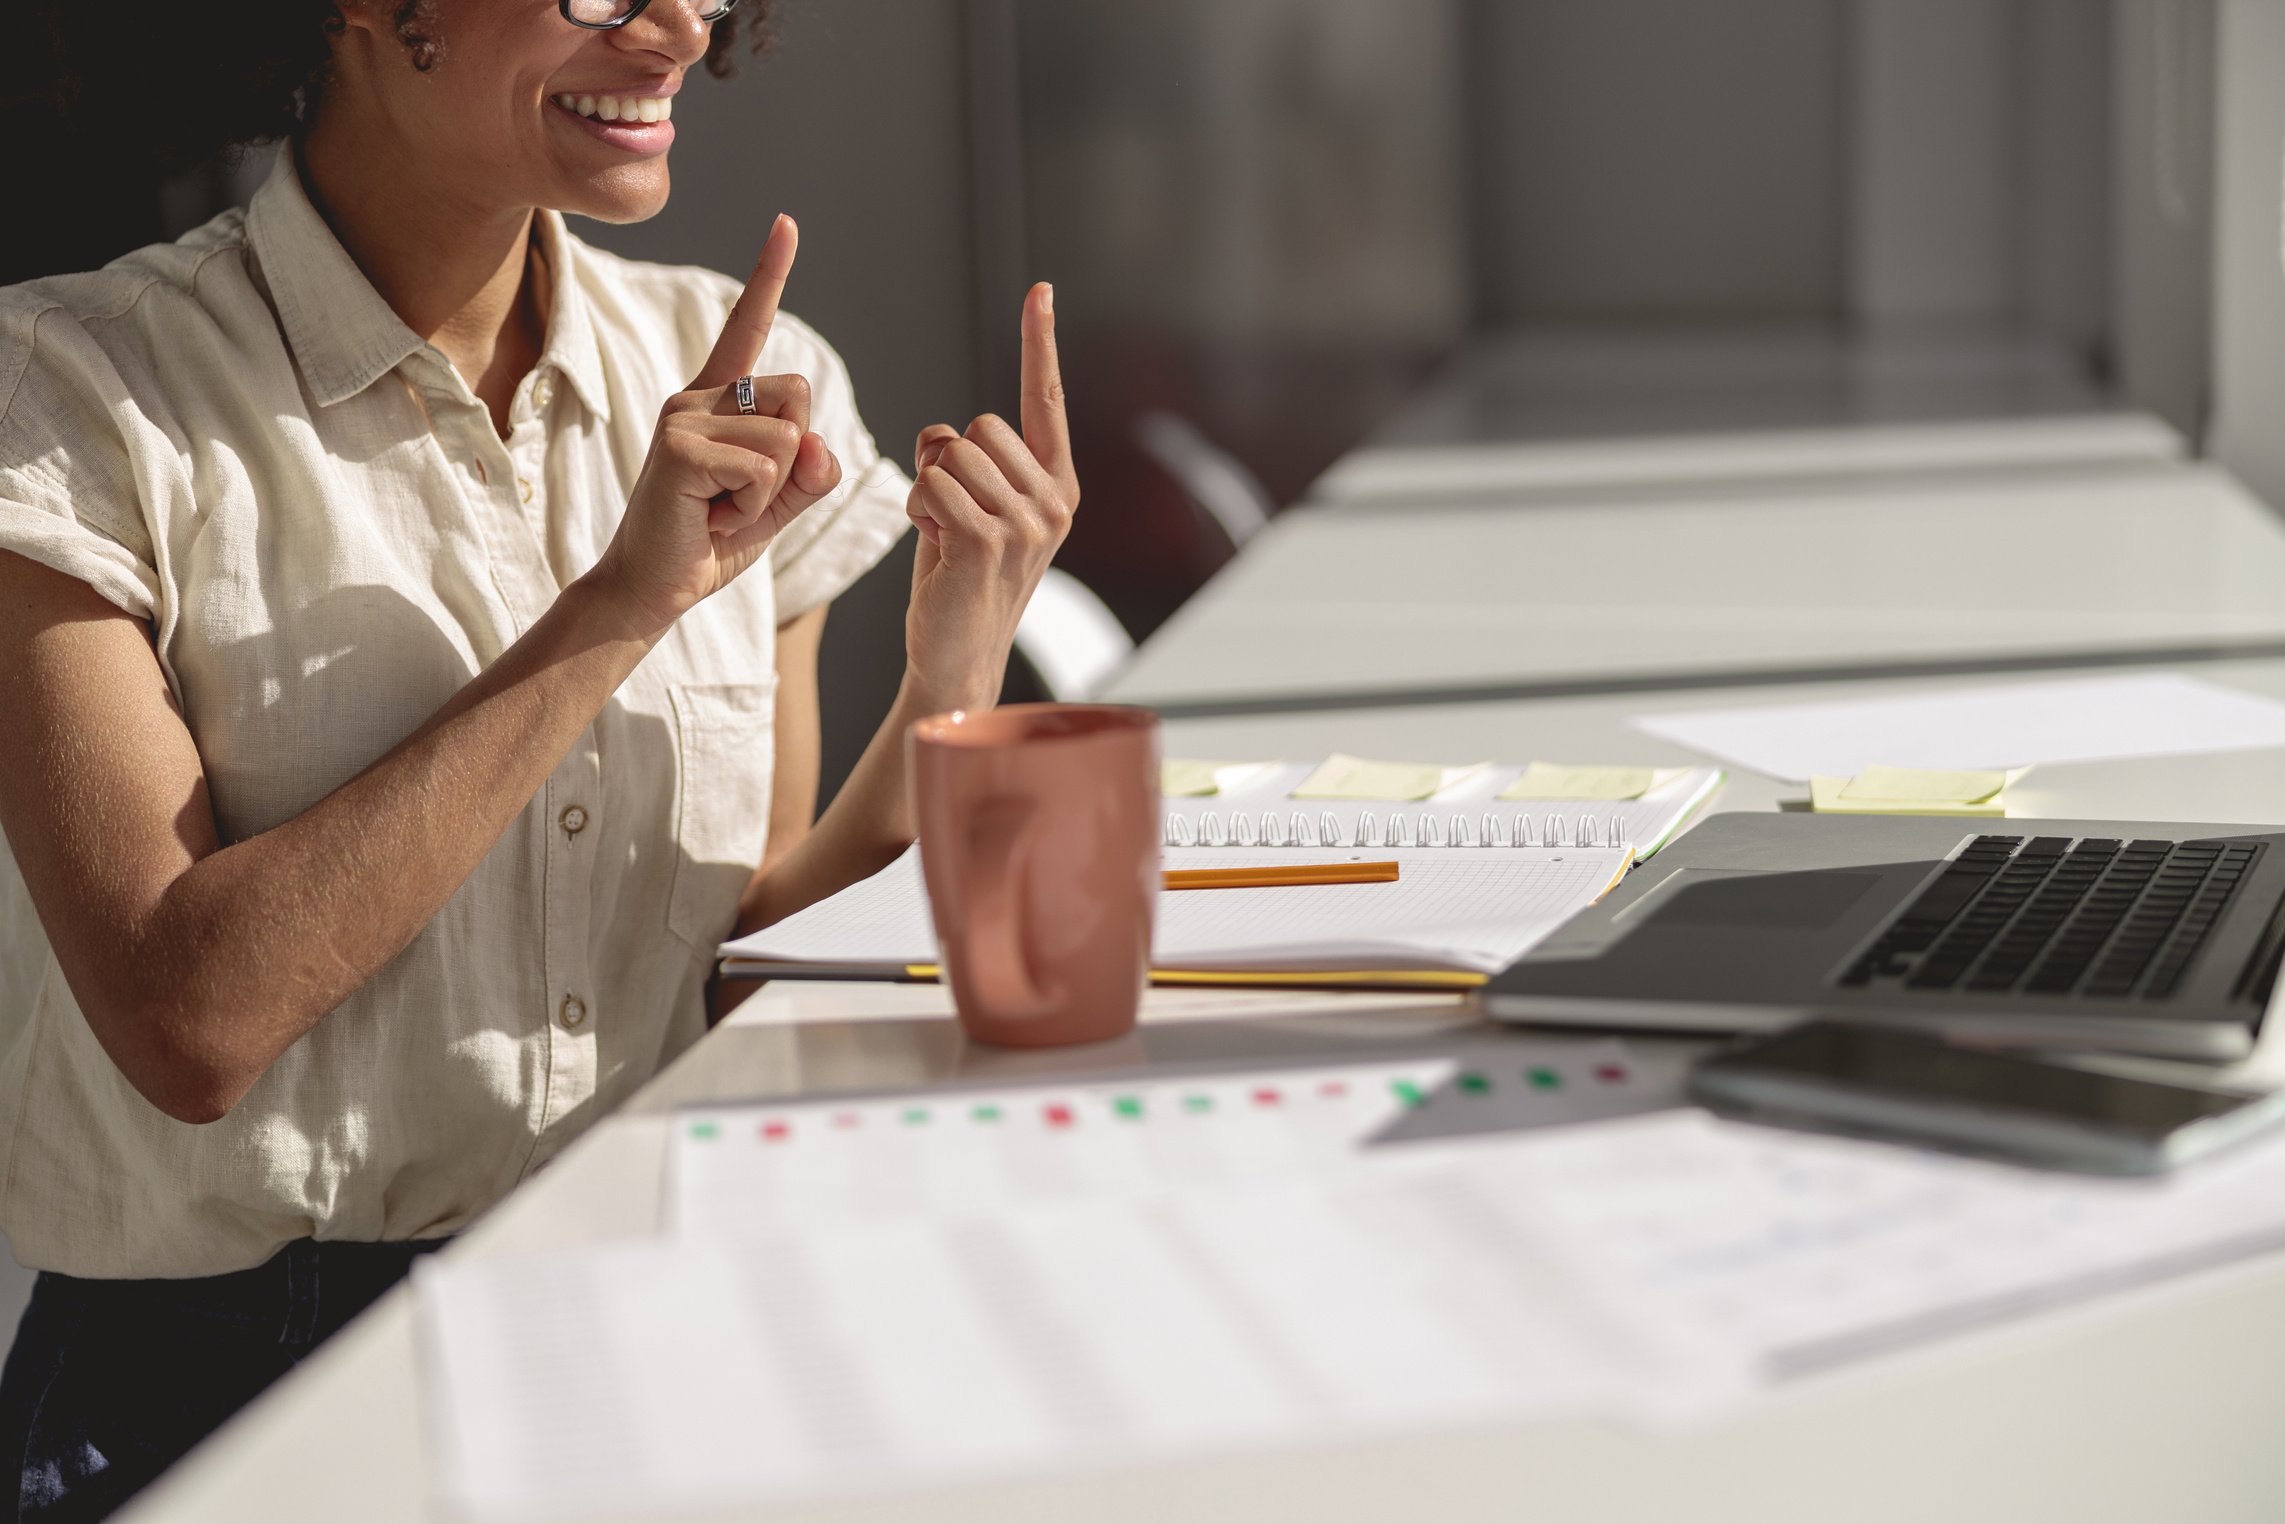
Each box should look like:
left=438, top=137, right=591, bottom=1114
left=5, top=0, right=2281, bottom=800
left=1469, top=0, right=1845, bottom=325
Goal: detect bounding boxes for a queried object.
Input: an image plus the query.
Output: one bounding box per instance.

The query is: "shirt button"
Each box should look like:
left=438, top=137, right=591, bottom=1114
left=518, top=476, right=535, bottom=504
left=559, top=995, right=588, bottom=1031
left=533, top=376, right=554, bottom=407
left=560, top=805, right=589, bottom=836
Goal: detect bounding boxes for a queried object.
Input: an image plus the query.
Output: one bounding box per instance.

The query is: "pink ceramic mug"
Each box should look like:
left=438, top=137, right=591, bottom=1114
left=909, top=704, right=1160, bottom=1047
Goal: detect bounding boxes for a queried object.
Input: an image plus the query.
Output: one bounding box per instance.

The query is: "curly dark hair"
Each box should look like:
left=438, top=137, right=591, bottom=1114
left=19, top=0, right=774, bottom=177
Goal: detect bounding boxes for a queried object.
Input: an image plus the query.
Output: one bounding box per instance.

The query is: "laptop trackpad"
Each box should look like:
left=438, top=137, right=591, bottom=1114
left=1650, top=869, right=1884, bottom=930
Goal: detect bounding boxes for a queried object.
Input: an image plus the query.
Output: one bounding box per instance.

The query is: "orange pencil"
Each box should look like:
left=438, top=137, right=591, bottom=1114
left=1162, top=861, right=1401, bottom=891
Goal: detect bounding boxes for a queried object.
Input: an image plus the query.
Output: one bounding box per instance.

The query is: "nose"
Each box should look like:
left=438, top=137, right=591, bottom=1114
left=613, top=0, right=715, bottom=67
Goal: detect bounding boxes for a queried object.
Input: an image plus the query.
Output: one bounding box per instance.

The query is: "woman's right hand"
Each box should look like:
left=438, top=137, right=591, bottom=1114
left=586, top=214, right=845, bottom=640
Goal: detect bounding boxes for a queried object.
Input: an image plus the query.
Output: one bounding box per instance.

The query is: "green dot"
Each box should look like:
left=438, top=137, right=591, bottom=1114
left=689, top=1120, right=719, bottom=1140
left=1458, top=1072, right=1492, bottom=1096
left=1527, top=1068, right=1562, bottom=1090
left=1392, top=1080, right=1426, bottom=1108
left=902, top=1107, right=931, bottom=1124
left=1183, top=1095, right=1214, bottom=1114
left=972, top=1104, right=1002, bottom=1123
left=1114, top=1096, right=1144, bottom=1119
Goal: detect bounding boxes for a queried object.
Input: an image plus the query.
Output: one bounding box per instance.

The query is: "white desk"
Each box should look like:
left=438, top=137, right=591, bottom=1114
left=1106, top=463, right=2285, bottom=712
left=1316, top=414, right=2186, bottom=505
left=127, top=658, right=2285, bottom=1524
left=1319, top=325, right=2181, bottom=504
left=120, top=408, right=2285, bottom=1520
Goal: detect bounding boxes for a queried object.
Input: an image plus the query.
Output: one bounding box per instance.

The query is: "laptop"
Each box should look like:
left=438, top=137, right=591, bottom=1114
left=1478, top=814, right=2285, bottom=1061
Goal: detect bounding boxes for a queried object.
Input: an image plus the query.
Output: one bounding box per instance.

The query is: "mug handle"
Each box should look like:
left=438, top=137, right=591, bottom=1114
left=957, top=795, right=1055, bottom=1021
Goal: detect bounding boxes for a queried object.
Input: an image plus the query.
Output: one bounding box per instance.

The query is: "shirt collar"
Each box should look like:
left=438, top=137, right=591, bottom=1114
left=245, top=148, right=426, bottom=409
left=246, top=148, right=610, bottom=422
left=528, top=209, right=611, bottom=422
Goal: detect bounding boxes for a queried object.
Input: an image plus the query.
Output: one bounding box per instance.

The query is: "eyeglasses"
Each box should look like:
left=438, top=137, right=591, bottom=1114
left=560, top=0, right=739, bottom=29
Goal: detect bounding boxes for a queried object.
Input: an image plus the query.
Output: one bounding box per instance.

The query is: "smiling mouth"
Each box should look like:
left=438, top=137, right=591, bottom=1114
left=553, top=93, right=673, bottom=124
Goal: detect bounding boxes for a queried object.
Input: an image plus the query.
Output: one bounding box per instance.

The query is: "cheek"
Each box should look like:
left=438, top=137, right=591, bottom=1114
left=427, top=20, right=587, bottom=143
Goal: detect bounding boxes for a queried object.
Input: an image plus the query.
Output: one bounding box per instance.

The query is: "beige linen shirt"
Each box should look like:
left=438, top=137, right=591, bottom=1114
left=0, top=150, right=910, bottom=1278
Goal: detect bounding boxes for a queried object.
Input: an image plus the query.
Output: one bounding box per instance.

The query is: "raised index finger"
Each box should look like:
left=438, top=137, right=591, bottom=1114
left=692, top=214, right=798, bottom=390
left=1018, top=282, right=1072, bottom=483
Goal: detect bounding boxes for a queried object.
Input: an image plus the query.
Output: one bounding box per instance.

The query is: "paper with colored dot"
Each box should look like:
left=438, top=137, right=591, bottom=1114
left=666, top=1044, right=1658, bottom=1239
left=429, top=1080, right=2285, bottom=1519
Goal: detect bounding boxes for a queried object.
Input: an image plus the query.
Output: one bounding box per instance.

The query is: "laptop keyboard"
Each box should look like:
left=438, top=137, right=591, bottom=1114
left=1837, top=834, right=2263, bottom=1000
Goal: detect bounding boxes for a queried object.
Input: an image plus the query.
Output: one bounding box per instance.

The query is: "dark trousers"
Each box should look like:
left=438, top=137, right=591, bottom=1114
left=0, top=1238, right=446, bottom=1523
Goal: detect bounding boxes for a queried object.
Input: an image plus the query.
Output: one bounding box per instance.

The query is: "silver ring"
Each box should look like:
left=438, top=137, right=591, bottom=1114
left=733, top=375, right=757, bottom=415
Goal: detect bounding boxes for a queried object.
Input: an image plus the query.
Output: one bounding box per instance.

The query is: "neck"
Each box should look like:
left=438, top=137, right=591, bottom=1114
left=299, top=110, right=547, bottom=435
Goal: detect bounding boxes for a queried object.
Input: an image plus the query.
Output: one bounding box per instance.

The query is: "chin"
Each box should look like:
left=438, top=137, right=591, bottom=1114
left=562, top=165, right=673, bottom=225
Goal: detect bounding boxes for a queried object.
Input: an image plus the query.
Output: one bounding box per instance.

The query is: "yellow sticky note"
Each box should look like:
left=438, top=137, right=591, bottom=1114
left=1840, top=766, right=2006, bottom=804
left=1161, top=759, right=1231, bottom=798
left=1501, top=762, right=1657, bottom=801
left=1810, top=776, right=2008, bottom=817
left=1292, top=754, right=1454, bottom=802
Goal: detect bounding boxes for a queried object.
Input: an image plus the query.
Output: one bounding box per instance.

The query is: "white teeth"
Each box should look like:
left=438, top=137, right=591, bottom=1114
left=559, top=93, right=673, bottom=123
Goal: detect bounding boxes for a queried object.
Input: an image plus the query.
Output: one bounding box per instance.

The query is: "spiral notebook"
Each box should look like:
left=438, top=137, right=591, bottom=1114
left=719, top=842, right=1634, bottom=990
left=1162, top=758, right=1724, bottom=861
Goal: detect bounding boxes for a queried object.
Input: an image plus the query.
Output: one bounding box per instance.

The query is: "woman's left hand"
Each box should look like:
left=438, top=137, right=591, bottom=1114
left=900, top=282, right=1080, bottom=711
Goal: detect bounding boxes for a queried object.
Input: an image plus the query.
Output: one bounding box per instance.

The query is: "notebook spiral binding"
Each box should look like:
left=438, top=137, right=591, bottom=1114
left=1164, top=809, right=1634, bottom=852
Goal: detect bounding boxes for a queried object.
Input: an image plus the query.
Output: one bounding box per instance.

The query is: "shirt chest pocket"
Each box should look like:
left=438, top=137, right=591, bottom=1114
left=666, top=679, right=778, bottom=950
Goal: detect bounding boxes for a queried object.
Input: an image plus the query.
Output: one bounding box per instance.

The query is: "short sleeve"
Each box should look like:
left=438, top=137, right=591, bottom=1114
left=0, top=296, right=163, bottom=621
left=751, top=313, right=913, bottom=623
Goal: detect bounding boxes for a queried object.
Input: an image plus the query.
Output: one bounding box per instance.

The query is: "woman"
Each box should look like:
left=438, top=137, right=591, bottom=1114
left=0, top=0, right=1078, bottom=1515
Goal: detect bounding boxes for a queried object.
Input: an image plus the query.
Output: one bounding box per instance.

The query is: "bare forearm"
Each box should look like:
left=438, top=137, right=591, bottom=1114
left=131, top=577, right=656, bottom=1112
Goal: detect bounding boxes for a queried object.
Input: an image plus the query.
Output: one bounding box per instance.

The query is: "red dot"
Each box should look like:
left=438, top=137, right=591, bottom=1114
left=1318, top=1080, right=1348, bottom=1098
left=832, top=1113, right=861, bottom=1129
left=1044, top=1104, right=1075, bottom=1128
left=1595, top=1064, right=1628, bottom=1084
left=1252, top=1087, right=1282, bottom=1107
left=761, top=1120, right=791, bottom=1141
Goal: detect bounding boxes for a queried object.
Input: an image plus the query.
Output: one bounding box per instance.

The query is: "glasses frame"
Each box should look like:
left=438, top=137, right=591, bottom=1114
left=559, top=0, right=740, bottom=30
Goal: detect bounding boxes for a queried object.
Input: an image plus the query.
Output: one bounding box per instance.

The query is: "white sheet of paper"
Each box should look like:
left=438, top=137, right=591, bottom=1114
left=1628, top=673, right=2285, bottom=783
left=421, top=1164, right=1712, bottom=1523
left=1486, top=1109, right=2285, bottom=1379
